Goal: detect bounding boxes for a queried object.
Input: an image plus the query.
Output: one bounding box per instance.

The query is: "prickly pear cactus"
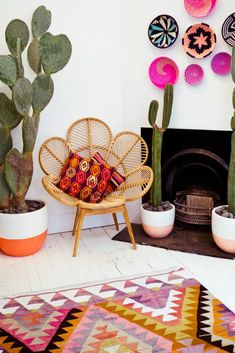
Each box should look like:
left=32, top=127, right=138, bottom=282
left=0, top=128, right=12, bottom=209
left=0, top=93, right=22, bottom=129
left=148, top=84, right=174, bottom=208
left=0, top=6, right=72, bottom=212
left=0, top=56, right=17, bottom=86
left=39, top=33, right=72, bottom=74
left=5, top=149, right=33, bottom=211
left=5, top=19, right=29, bottom=55
left=31, top=6, right=51, bottom=38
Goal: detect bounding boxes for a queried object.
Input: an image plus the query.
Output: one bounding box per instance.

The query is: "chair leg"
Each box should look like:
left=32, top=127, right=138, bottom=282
left=73, top=209, right=85, bottom=257
left=112, top=213, right=119, bottom=231
left=72, top=206, right=80, bottom=236
left=122, top=205, right=137, bottom=250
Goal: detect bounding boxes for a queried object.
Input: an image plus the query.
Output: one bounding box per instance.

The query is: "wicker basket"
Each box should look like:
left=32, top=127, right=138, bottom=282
left=174, top=189, right=220, bottom=225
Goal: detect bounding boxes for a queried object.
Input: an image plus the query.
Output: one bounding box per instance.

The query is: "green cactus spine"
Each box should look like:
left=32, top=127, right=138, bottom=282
left=0, top=6, right=72, bottom=212
left=148, top=84, right=174, bottom=208
left=228, top=46, right=235, bottom=214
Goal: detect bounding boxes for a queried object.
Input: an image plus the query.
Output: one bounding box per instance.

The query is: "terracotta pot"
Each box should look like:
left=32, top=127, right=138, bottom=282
left=141, top=203, right=175, bottom=238
left=211, top=206, right=235, bottom=253
left=0, top=201, right=48, bottom=257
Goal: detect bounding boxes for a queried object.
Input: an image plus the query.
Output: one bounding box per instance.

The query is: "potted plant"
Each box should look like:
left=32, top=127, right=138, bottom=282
left=211, top=46, right=235, bottom=253
left=141, top=83, right=175, bottom=238
left=0, top=6, right=72, bottom=256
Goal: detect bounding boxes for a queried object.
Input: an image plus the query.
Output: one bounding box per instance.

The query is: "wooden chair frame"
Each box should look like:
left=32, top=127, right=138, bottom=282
left=39, top=117, right=153, bottom=256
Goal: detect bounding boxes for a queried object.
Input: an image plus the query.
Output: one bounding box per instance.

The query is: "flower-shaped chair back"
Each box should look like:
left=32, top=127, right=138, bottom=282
left=39, top=117, right=150, bottom=201
left=66, top=117, right=113, bottom=159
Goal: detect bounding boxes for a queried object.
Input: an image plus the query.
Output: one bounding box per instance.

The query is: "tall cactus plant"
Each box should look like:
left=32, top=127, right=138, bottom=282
left=228, top=46, right=235, bottom=214
left=148, top=83, right=174, bottom=208
left=0, top=6, right=72, bottom=212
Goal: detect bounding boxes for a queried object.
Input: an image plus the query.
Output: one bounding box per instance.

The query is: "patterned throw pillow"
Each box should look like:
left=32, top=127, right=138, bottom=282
left=92, top=152, right=126, bottom=194
left=56, top=153, right=113, bottom=203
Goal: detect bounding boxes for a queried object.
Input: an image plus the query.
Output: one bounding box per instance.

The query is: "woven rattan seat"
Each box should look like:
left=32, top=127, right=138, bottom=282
left=39, top=117, right=153, bottom=256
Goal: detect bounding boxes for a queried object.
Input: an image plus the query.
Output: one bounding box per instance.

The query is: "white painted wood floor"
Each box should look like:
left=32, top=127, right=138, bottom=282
left=0, top=224, right=235, bottom=312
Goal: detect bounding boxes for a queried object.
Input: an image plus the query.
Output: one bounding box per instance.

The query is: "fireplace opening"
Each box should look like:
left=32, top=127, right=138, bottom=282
left=141, top=128, right=232, bottom=225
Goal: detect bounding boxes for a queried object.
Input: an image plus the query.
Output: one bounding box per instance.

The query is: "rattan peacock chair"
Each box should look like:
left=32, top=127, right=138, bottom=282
left=39, top=117, right=153, bottom=256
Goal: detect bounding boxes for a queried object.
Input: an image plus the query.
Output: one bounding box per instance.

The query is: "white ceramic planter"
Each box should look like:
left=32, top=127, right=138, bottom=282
left=211, top=206, right=235, bottom=253
left=0, top=201, right=48, bottom=257
left=141, top=203, right=175, bottom=238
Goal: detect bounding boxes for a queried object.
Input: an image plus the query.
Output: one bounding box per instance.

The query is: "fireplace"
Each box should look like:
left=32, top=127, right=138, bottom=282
left=141, top=128, right=232, bottom=224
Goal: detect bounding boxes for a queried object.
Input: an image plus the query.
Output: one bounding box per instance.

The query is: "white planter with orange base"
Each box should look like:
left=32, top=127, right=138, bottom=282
left=0, top=202, right=48, bottom=257
left=211, top=206, right=235, bottom=253
left=141, top=203, right=175, bottom=238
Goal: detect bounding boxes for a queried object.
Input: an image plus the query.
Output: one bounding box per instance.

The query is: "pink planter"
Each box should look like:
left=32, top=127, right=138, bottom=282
left=141, top=204, right=175, bottom=238
left=211, top=206, right=235, bottom=253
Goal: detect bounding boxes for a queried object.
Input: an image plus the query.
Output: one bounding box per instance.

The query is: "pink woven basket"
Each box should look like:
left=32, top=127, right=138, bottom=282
left=149, top=57, right=179, bottom=89
left=184, top=64, right=204, bottom=85
left=184, top=0, right=217, bottom=17
left=211, top=52, right=231, bottom=75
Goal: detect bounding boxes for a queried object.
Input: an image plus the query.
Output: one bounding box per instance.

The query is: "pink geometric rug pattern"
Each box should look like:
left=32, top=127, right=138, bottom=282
left=0, top=268, right=234, bottom=352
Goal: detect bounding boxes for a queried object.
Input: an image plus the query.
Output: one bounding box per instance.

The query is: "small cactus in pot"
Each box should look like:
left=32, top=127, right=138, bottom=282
left=141, top=83, right=175, bottom=238
left=0, top=6, right=72, bottom=213
left=148, top=83, right=173, bottom=210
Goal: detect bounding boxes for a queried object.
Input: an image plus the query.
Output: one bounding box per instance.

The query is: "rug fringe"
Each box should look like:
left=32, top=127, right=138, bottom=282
left=0, top=265, right=186, bottom=302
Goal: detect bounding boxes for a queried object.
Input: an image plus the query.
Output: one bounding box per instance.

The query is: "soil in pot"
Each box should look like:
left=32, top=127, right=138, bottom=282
left=142, top=201, right=173, bottom=212
left=215, top=205, right=235, bottom=219
left=0, top=200, right=44, bottom=214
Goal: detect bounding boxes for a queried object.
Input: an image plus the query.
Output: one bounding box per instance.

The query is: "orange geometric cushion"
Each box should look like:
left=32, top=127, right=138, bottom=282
left=56, top=153, right=113, bottom=203
left=92, top=152, right=126, bottom=194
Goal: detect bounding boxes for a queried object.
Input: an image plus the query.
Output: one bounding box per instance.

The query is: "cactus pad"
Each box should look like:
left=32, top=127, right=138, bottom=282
left=231, top=112, right=235, bottom=131
left=27, top=38, right=41, bottom=74
left=22, top=115, right=40, bottom=153
left=13, top=78, right=33, bottom=116
left=0, top=93, right=22, bottom=129
left=39, top=32, right=72, bottom=74
left=32, top=6, right=51, bottom=38
left=148, top=100, right=159, bottom=127
left=5, top=148, right=33, bottom=203
left=32, top=74, right=54, bottom=113
left=5, top=19, right=29, bottom=56
left=0, top=55, right=17, bottom=86
left=0, top=127, right=12, bottom=164
left=162, top=84, right=173, bottom=129
left=0, top=165, right=11, bottom=209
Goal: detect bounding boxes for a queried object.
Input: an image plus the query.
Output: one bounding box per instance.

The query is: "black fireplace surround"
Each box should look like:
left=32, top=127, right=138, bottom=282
left=141, top=128, right=232, bottom=205
left=113, top=128, right=235, bottom=259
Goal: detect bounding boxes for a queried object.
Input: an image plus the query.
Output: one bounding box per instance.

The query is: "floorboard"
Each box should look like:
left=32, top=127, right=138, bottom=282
left=0, top=224, right=234, bottom=313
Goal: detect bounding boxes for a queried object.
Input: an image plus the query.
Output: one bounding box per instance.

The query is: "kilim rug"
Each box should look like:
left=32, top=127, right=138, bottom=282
left=0, top=268, right=235, bottom=352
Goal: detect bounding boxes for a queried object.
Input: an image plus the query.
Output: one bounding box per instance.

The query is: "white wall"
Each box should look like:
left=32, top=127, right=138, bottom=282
left=121, top=0, right=234, bottom=132
left=120, top=0, right=235, bottom=225
left=0, top=1, right=234, bottom=233
left=0, top=0, right=123, bottom=233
